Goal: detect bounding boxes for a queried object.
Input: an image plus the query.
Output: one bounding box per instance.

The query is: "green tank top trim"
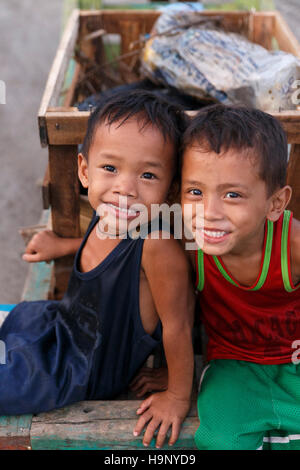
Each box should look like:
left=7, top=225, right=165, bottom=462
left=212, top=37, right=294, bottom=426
left=211, top=219, right=274, bottom=291
left=281, top=210, right=300, bottom=292
left=197, top=249, right=204, bottom=292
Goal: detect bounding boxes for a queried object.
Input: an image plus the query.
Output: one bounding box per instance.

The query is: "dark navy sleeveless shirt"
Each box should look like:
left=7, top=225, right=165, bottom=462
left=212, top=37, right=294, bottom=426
left=0, top=214, right=161, bottom=415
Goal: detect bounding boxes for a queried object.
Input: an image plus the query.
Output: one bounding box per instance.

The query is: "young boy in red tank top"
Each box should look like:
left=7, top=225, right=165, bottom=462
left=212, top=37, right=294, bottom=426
left=181, top=105, right=300, bottom=450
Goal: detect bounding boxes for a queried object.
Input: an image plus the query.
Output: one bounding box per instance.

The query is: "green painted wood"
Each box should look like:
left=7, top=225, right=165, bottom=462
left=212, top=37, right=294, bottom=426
left=0, top=415, right=32, bottom=450
left=30, top=400, right=198, bottom=450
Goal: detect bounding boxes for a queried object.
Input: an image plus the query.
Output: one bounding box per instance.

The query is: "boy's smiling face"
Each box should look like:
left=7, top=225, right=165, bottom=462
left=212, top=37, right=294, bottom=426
left=78, top=118, right=175, bottom=235
left=181, top=145, right=275, bottom=257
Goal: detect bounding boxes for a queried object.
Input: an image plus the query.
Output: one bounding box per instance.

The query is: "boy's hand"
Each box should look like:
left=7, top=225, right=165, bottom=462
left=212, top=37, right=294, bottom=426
left=129, top=367, right=168, bottom=398
left=133, top=391, right=190, bottom=448
left=22, top=230, right=66, bottom=263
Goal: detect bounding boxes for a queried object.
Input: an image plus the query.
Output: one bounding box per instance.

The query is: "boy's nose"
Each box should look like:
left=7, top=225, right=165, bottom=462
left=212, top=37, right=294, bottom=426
left=112, top=176, right=138, bottom=198
left=204, top=195, right=223, bottom=221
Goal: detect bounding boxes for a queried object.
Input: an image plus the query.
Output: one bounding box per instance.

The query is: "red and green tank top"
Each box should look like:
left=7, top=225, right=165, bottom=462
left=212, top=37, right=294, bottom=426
left=196, top=210, right=300, bottom=364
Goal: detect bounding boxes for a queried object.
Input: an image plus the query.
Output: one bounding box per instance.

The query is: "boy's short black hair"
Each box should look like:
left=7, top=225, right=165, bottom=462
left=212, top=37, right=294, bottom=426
left=182, top=104, right=288, bottom=196
left=81, top=89, right=187, bottom=163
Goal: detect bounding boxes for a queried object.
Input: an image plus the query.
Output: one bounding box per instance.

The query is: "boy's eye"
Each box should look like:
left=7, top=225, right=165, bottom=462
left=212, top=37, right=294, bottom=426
left=189, top=189, right=202, bottom=196
left=103, top=165, right=116, bottom=173
left=225, top=192, right=241, bottom=199
left=142, top=172, right=156, bottom=180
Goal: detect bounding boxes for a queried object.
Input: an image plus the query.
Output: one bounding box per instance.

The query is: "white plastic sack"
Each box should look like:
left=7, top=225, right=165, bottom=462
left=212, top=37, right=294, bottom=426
left=141, top=12, right=300, bottom=111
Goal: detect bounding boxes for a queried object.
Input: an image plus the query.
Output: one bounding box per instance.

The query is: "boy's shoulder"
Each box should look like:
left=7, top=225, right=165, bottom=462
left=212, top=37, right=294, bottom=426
left=142, top=231, right=192, bottom=276
left=291, top=217, right=300, bottom=282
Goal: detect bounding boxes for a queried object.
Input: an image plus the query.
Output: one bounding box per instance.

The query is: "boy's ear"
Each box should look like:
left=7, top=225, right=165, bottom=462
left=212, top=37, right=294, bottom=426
left=267, top=185, right=292, bottom=222
left=78, top=153, right=89, bottom=188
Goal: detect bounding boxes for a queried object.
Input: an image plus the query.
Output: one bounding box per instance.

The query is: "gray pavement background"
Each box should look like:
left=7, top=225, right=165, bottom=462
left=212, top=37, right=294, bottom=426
left=0, top=0, right=62, bottom=303
left=0, top=0, right=299, bottom=303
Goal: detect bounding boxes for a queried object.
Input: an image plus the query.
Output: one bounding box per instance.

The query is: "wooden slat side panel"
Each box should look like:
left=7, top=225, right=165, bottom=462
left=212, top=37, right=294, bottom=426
left=38, top=9, right=80, bottom=147
left=48, top=145, right=80, bottom=298
left=78, top=10, right=251, bottom=48
left=80, top=10, right=159, bottom=37
left=274, top=11, right=300, bottom=58
left=271, top=111, right=300, bottom=144
left=42, top=165, right=50, bottom=210
left=45, top=110, right=300, bottom=146
left=48, top=145, right=80, bottom=237
left=287, top=144, right=300, bottom=221
left=252, top=12, right=275, bottom=50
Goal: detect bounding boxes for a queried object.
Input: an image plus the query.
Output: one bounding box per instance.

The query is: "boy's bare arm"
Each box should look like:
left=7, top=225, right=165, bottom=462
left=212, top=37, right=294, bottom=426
left=134, top=235, right=195, bottom=448
left=22, top=230, right=83, bottom=263
left=291, top=218, right=300, bottom=283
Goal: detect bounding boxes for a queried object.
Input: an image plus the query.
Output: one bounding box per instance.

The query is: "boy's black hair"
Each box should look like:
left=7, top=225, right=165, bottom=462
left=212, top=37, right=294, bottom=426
left=81, top=89, right=187, bottom=162
left=182, top=104, right=288, bottom=196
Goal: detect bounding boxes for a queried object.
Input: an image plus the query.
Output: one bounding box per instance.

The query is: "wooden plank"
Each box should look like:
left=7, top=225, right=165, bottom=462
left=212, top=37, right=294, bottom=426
left=61, top=61, right=82, bottom=107
left=42, top=165, right=50, bottom=210
left=38, top=9, right=80, bottom=147
left=45, top=110, right=300, bottom=146
left=30, top=401, right=198, bottom=450
left=287, top=144, right=300, bottom=221
left=48, top=145, right=80, bottom=237
left=252, top=12, right=275, bottom=50
left=274, top=11, right=300, bottom=58
left=79, top=9, right=250, bottom=39
left=0, top=415, right=32, bottom=450
left=46, top=110, right=89, bottom=145
left=271, top=111, right=300, bottom=144
left=120, top=20, right=141, bottom=64
left=48, top=145, right=80, bottom=298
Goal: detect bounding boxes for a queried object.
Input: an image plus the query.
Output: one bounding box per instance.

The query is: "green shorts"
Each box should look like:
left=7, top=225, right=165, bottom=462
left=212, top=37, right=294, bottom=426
left=195, top=360, right=300, bottom=450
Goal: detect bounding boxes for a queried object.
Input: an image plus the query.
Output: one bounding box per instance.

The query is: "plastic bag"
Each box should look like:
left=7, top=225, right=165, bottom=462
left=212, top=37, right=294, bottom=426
left=141, top=11, right=300, bottom=111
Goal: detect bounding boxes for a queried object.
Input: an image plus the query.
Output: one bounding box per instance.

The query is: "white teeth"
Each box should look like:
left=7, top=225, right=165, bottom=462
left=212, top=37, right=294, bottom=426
left=107, top=204, right=137, bottom=215
left=202, top=229, right=227, bottom=238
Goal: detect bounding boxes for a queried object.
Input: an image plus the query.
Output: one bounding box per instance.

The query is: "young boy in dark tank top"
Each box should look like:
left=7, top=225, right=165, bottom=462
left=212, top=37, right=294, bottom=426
left=12, top=90, right=195, bottom=448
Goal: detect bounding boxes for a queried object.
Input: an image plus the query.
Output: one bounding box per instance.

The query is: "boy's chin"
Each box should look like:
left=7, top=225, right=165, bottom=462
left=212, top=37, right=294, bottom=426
left=96, top=219, right=129, bottom=239
left=192, top=236, right=231, bottom=257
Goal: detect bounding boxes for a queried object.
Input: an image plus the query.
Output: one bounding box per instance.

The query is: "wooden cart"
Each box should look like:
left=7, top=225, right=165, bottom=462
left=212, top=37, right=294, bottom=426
left=2, top=8, right=300, bottom=450
left=38, top=8, right=300, bottom=298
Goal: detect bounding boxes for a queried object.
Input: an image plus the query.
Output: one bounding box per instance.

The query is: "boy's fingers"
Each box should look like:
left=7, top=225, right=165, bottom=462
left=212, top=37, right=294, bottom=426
left=130, top=376, right=154, bottom=392
left=135, top=386, right=151, bottom=398
left=22, top=253, right=40, bottom=263
left=155, top=422, right=170, bottom=449
left=136, top=396, right=152, bottom=415
left=143, top=418, right=161, bottom=447
left=168, top=420, right=181, bottom=447
left=129, top=368, right=154, bottom=387
left=133, top=410, right=152, bottom=437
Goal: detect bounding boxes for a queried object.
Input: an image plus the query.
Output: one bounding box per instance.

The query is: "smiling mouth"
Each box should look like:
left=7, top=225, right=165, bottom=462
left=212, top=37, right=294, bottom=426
left=193, top=227, right=230, bottom=243
left=105, top=203, right=140, bottom=219
left=202, top=229, right=228, bottom=238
